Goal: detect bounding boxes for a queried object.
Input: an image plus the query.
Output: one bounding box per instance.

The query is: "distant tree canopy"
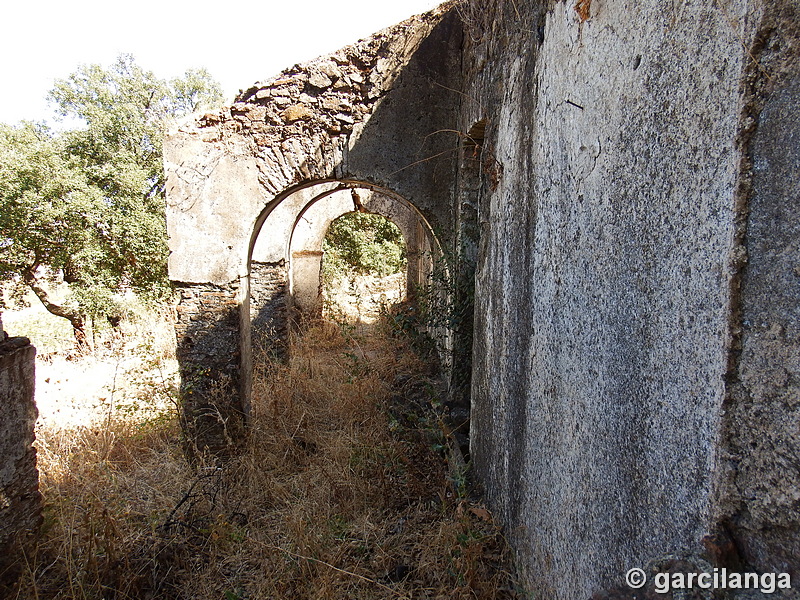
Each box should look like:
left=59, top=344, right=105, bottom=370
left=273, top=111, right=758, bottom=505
left=0, top=54, right=223, bottom=345
left=322, top=212, right=406, bottom=283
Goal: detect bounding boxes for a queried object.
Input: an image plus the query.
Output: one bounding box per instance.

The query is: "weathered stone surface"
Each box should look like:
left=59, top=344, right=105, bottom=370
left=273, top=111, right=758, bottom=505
left=174, top=282, right=247, bottom=458
left=464, top=0, right=799, bottom=597
left=721, top=7, right=800, bottom=581
left=250, top=261, right=288, bottom=356
left=165, top=5, right=460, bottom=284
left=307, top=71, right=332, bottom=89
left=165, top=147, right=266, bottom=285
left=282, top=104, right=313, bottom=122
left=0, top=337, right=41, bottom=594
left=321, top=95, right=349, bottom=112
left=317, top=61, right=342, bottom=80
left=165, top=5, right=461, bottom=454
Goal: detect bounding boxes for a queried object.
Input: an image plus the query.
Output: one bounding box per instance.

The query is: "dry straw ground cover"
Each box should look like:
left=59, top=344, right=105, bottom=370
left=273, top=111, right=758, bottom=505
left=12, top=311, right=520, bottom=599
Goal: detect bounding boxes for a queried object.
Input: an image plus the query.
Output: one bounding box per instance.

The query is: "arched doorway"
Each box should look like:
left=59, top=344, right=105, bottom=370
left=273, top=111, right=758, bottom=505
left=319, top=210, right=407, bottom=325
left=244, top=179, right=443, bottom=393
left=285, top=186, right=428, bottom=320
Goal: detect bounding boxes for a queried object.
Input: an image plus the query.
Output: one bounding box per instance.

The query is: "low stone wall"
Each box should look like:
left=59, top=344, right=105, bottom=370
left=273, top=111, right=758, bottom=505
left=0, top=334, right=41, bottom=593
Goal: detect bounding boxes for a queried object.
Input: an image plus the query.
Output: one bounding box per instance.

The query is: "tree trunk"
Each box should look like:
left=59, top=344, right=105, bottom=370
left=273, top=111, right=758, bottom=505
left=22, top=270, right=89, bottom=350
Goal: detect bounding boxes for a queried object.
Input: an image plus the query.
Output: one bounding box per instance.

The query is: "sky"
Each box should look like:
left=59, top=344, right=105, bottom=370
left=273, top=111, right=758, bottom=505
left=0, top=0, right=443, bottom=125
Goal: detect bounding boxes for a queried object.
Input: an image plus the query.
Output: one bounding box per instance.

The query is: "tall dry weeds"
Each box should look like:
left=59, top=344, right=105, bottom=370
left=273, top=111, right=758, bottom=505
left=14, top=318, right=520, bottom=599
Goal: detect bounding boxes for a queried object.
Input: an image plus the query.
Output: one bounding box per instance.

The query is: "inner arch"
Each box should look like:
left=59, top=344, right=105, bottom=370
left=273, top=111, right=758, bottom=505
left=287, top=186, right=429, bottom=318
left=246, top=180, right=441, bottom=358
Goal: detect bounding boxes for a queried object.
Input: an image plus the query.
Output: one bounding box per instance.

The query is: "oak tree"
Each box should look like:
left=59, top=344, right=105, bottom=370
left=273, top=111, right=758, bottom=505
left=0, top=55, right=223, bottom=346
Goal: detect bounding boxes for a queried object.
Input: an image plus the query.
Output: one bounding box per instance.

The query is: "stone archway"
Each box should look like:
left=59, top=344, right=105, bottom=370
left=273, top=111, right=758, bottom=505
left=285, top=185, right=435, bottom=316
left=169, top=177, right=445, bottom=458
left=164, top=7, right=462, bottom=457
left=246, top=179, right=441, bottom=357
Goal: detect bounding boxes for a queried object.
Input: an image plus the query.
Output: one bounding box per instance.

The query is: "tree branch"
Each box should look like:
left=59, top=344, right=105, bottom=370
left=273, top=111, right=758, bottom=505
left=21, top=268, right=87, bottom=346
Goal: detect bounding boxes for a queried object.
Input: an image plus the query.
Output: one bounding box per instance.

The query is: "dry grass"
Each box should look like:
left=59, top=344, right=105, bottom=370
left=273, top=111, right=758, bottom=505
left=14, top=317, right=520, bottom=600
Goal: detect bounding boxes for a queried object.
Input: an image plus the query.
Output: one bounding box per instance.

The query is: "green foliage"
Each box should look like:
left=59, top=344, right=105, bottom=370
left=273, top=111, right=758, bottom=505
left=425, top=247, right=475, bottom=399
left=1, top=305, right=74, bottom=355
left=0, top=122, right=90, bottom=301
left=322, top=212, right=406, bottom=283
left=0, top=54, right=223, bottom=330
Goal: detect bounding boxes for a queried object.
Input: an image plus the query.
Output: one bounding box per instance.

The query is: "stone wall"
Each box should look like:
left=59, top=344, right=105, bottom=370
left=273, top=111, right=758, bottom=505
left=174, top=282, right=247, bottom=458
left=721, top=3, right=800, bottom=580
left=286, top=188, right=434, bottom=316
left=463, top=0, right=800, bottom=597
left=250, top=261, right=289, bottom=356
left=0, top=329, right=41, bottom=593
left=165, top=6, right=462, bottom=287
left=166, top=5, right=463, bottom=451
left=165, top=0, right=800, bottom=596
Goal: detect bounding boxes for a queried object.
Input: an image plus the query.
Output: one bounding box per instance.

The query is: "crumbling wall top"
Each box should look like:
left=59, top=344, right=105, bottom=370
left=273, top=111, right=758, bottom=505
left=165, top=2, right=461, bottom=285
left=169, top=2, right=455, bottom=173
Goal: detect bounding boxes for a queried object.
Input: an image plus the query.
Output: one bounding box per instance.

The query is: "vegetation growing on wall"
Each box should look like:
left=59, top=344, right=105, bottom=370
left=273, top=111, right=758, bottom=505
left=410, top=248, right=475, bottom=384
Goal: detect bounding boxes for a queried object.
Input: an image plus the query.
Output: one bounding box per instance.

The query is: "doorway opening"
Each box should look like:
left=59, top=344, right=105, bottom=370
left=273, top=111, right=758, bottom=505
left=321, top=211, right=407, bottom=326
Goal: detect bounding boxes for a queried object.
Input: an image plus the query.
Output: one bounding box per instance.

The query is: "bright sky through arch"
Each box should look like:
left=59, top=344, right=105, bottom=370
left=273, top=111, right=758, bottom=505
left=0, top=0, right=443, bottom=125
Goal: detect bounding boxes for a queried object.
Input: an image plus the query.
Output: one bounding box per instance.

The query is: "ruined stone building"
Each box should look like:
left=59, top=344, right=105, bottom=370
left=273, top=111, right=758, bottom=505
left=165, top=0, right=798, bottom=596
